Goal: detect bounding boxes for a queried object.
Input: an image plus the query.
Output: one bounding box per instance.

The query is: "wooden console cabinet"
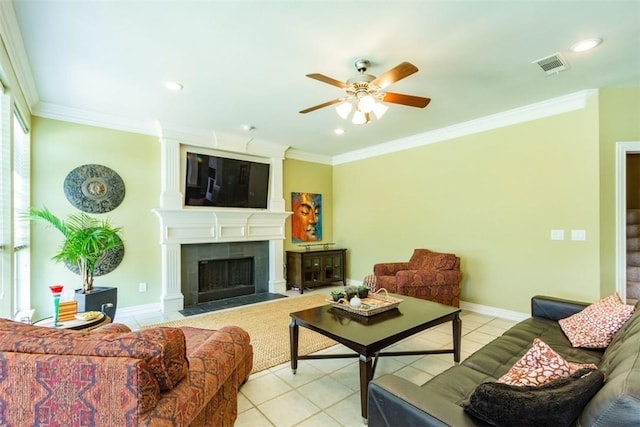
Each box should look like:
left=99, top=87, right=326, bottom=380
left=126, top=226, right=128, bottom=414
left=286, top=248, right=346, bottom=294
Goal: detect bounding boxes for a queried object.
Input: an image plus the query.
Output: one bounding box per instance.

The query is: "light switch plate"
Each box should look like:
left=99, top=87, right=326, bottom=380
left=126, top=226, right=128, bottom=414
left=571, top=229, right=586, bottom=241
left=550, top=229, right=565, bottom=240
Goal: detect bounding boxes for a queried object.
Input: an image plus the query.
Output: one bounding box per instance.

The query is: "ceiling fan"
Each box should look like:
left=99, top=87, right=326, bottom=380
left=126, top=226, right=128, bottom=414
left=299, top=59, right=431, bottom=124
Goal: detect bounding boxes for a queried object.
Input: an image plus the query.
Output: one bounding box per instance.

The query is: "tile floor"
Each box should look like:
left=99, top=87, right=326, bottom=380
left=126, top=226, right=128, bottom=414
left=114, top=286, right=518, bottom=427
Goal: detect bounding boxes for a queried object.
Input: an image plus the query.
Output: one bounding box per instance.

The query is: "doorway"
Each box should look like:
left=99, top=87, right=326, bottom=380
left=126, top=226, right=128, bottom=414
left=616, top=142, right=640, bottom=305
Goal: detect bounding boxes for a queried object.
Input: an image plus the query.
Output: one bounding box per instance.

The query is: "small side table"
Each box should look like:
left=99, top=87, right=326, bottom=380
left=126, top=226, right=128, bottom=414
left=33, top=312, right=110, bottom=331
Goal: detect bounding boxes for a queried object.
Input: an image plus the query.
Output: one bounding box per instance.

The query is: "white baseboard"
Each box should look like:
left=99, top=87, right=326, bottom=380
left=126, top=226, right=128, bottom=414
left=348, top=278, right=529, bottom=321
left=460, top=300, right=529, bottom=322
left=114, top=302, right=162, bottom=318
left=114, top=289, right=529, bottom=324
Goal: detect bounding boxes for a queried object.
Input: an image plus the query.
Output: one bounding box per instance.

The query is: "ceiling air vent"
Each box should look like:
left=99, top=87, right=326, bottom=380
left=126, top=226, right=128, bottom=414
left=532, top=52, right=570, bottom=75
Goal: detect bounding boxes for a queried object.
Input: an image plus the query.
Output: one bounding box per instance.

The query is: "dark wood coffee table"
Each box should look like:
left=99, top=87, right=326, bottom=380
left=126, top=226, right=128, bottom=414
left=289, top=294, right=461, bottom=422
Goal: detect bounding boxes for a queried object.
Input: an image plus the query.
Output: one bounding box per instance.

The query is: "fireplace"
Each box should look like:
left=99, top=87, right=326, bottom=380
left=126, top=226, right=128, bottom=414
left=198, top=257, right=254, bottom=302
left=181, top=241, right=270, bottom=307
left=153, top=133, right=290, bottom=312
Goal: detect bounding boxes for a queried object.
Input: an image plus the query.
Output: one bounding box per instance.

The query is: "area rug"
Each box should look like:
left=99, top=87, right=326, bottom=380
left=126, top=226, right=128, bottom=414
left=144, top=293, right=336, bottom=373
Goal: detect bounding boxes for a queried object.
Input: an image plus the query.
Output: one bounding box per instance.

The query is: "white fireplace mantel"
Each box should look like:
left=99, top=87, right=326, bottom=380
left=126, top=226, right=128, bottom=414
left=154, top=131, right=291, bottom=312
left=154, top=209, right=291, bottom=245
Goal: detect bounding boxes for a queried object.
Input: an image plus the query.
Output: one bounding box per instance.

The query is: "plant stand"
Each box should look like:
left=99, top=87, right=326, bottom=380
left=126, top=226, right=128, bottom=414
left=74, top=286, right=117, bottom=320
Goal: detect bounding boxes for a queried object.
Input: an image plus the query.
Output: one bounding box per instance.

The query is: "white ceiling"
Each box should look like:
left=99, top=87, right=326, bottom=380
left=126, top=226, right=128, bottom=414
left=5, top=1, right=640, bottom=160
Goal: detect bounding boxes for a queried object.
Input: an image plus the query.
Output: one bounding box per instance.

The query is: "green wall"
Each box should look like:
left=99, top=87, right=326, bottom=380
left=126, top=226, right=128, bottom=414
left=598, top=87, right=640, bottom=296
left=30, top=118, right=161, bottom=319
left=334, top=93, right=602, bottom=313
left=27, top=88, right=639, bottom=318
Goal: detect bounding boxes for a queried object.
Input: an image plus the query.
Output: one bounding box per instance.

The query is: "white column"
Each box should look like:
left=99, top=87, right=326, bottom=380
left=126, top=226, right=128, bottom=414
left=269, top=156, right=286, bottom=212
left=269, top=239, right=287, bottom=294
left=159, top=137, right=183, bottom=209
left=161, top=243, right=184, bottom=312
left=268, top=156, right=287, bottom=293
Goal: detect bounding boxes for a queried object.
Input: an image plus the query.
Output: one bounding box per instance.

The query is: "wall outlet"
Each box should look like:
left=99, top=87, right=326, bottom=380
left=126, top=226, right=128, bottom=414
left=550, top=229, right=565, bottom=240
left=139, top=282, right=147, bottom=292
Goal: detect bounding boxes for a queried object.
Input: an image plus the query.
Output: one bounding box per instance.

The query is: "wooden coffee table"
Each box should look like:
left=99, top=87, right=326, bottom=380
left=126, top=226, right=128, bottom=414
left=289, top=294, right=461, bottom=422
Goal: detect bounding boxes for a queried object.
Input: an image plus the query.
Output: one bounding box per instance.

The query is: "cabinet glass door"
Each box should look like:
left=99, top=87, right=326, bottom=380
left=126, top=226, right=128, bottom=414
left=304, top=256, right=321, bottom=282
left=325, top=254, right=342, bottom=279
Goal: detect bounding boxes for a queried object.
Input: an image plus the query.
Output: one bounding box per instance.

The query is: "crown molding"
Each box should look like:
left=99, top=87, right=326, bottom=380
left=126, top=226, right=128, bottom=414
left=0, top=1, right=39, bottom=111
left=332, top=89, right=596, bottom=165
left=34, top=101, right=159, bottom=136
left=33, top=87, right=595, bottom=166
left=285, top=148, right=334, bottom=165
left=160, top=124, right=289, bottom=159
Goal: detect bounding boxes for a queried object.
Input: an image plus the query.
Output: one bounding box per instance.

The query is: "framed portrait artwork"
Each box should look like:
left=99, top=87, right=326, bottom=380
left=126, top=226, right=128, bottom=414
left=291, top=192, right=322, bottom=243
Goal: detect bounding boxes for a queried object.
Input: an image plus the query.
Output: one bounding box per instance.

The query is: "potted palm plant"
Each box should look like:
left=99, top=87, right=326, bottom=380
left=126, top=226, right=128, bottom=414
left=28, top=207, right=123, bottom=318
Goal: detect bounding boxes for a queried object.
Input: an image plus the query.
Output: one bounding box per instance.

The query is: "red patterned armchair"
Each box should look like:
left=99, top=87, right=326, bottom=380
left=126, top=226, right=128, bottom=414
left=0, top=318, right=253, bottom=426
left=373, top=249, right=462, bottom=307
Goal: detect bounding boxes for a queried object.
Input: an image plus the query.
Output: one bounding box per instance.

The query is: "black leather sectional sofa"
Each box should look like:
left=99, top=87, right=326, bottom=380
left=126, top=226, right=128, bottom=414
left=368, top=295, right=640, bottom=426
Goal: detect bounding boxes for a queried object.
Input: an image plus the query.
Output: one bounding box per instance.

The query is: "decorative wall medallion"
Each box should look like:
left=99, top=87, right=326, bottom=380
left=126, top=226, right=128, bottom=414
left=64, top=164, right=125, bottom=213
left=65, top=235, right=125, bottom=277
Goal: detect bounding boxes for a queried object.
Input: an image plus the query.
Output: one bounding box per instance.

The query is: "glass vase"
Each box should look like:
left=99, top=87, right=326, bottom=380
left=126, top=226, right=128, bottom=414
left=49, top=284, right=64, bottom=327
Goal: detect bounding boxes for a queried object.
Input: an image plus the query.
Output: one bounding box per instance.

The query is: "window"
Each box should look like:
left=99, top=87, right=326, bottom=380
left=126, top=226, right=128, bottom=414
left=0, top=81, right=10, bottom=317
left=0, top=80, right=31, bottom=319
left=13, top=111, right=30, bottom=315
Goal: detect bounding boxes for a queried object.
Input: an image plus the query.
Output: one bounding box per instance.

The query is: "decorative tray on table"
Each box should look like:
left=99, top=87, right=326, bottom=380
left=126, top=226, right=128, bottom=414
left=74, top=311, right=102, bottom=321
left=326, top=289, right=403, bottom=317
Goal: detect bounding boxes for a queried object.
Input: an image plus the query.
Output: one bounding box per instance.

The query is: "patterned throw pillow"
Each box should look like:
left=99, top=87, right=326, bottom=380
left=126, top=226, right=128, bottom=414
left=497, top=338, right=596, bottom=386
left=559, top=293, right=635, bottom=348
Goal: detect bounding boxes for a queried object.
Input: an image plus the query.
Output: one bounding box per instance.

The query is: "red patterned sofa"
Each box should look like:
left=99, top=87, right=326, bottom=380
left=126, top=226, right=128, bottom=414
left=0, top=318, right=253, bottom=426
left=373, top=248, right=462, bottom=307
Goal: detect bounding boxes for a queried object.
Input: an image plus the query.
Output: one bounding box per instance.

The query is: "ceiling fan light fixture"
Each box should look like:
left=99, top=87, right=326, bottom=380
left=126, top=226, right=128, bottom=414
left=373, top=102, right=388, bottom=119
left=336, top=101, right=353, bottom=119
left=352, top=110, right=367, bottom=125
left=301, top=59, right=429, bottom=123
left=357, top=93, right=377, bottom=113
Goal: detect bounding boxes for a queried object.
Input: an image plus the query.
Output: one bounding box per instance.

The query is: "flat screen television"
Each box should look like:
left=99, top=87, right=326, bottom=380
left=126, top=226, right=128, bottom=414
left=184, top=152, right=270, bottom=209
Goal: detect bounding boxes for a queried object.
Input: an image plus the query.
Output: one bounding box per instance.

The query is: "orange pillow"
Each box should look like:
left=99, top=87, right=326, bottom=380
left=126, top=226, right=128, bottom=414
left=559, top=293, right=635, bottom=348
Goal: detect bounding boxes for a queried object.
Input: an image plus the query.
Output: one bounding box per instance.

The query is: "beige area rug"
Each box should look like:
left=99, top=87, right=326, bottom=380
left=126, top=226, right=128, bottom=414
left=145, top=294, right=336, bottom=373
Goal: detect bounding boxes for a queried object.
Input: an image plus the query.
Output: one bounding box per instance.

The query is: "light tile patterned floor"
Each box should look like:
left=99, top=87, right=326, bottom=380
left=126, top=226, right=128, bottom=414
left=118, top=286, right=517, bottom=427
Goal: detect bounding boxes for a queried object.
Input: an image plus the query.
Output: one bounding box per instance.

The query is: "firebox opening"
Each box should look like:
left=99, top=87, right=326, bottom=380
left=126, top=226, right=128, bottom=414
left=198, top=257, right=255, bottom=302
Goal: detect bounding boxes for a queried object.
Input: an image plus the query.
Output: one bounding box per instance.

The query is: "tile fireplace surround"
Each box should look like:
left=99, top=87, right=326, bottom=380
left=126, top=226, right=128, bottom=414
left=153, top=132, right=290, bottom=312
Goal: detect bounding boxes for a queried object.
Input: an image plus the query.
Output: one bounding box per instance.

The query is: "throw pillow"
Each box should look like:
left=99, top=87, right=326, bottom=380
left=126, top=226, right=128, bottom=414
left=463, top=368, right=604, bottom=427
left=559, top=293, right=635, bottom=348
left=497, top=338, right=570, bottom=386
left=497, top=338, right=596, bottom=386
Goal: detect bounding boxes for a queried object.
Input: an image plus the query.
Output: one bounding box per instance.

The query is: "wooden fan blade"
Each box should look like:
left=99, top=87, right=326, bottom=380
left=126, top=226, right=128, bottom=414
left=371, top=62, right=419, bottom=89
left=306, top=73, right=348, bottom=89
left=299, top=98, right=344, bottom=114
left=382, top=92, right=431, bottom=108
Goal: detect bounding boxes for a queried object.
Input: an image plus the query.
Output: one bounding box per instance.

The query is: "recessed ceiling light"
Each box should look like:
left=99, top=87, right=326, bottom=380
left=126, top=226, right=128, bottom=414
left=334, top=128, right=345, bottom=135
left=569, top=38, right=602, bottom=53
left=164, top=81, right=184, bottom=91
